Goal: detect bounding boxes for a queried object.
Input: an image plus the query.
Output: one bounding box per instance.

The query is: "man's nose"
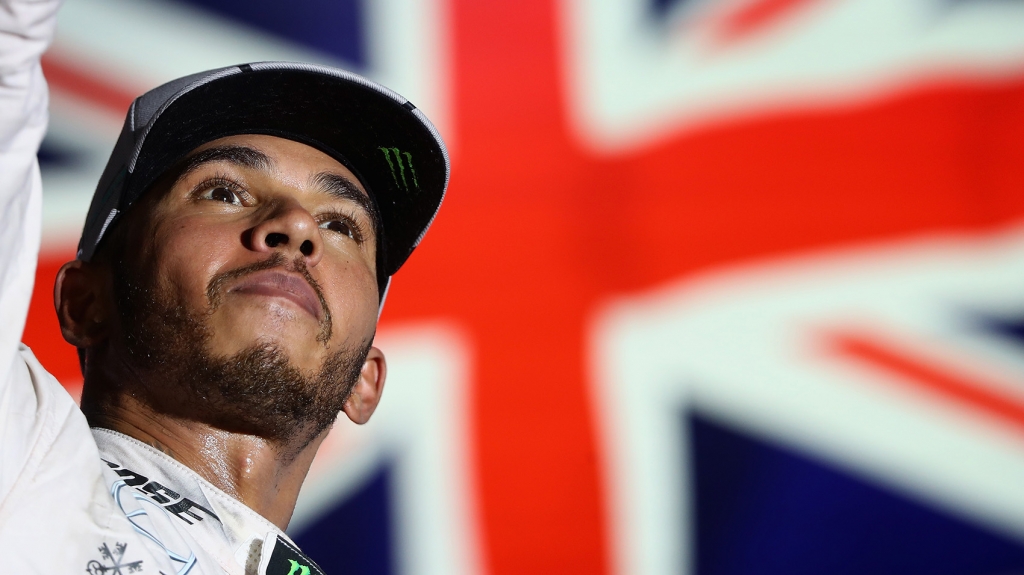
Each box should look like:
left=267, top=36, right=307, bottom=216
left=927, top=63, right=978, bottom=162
left=249, top=199, right=323, bottom=267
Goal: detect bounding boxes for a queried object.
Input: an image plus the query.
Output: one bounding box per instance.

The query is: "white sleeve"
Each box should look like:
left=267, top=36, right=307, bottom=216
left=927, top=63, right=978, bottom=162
left=0, top=0, right=63, bottom=495
left=0, top=0, right=59, bottom=389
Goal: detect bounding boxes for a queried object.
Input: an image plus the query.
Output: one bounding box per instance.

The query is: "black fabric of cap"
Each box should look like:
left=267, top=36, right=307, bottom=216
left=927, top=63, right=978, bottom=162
left=78, top=63, right=449, bottom=300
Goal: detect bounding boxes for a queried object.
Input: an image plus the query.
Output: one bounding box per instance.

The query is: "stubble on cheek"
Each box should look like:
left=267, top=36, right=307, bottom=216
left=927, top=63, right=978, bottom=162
left=112, top=251, right=369, bottom=447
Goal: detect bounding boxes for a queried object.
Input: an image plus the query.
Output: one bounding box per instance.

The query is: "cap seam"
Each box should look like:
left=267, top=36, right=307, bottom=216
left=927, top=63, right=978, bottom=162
left=128, top=66, right=243, bottom=172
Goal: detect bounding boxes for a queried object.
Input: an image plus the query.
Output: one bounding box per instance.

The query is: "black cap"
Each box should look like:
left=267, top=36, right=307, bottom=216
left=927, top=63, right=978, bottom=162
left=78, top=62, right=450, bottom=302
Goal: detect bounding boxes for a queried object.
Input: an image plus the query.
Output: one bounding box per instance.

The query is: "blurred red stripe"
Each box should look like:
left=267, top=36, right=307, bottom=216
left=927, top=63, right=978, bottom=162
left=718, top=0, right=820, bottom=41
left=832, top=332, right=1024, bottom=431
left=41, top=53, right=135, bottom=114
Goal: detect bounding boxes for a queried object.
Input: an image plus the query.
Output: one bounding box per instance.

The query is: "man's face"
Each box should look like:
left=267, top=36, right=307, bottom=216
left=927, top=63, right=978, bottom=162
left=133, top=134, right=380, bottom=371
left=87, top=134, right=384, bottom=442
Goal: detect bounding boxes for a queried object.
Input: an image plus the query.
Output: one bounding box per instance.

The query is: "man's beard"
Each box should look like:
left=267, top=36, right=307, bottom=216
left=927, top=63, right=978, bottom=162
left=111, top=254, right=371, bottom=447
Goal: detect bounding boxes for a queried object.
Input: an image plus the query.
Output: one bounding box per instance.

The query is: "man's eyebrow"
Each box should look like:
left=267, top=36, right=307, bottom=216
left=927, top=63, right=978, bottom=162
left=310, top=171, right=381, bottom=229
left=174, top=145, right=275, bottom=184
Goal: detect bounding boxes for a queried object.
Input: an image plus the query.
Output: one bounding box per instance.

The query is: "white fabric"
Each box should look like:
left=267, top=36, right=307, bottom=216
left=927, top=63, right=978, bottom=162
left=0, top=2, right=308, bottom=573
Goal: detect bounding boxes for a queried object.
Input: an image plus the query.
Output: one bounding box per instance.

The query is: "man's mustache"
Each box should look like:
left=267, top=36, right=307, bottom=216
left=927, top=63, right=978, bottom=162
left=205, top=253, right=333, bottom=344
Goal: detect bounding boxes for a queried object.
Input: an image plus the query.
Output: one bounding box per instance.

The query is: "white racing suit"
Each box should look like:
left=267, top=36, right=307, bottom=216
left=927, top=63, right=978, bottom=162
left=0, top=2, right=324, bottom=573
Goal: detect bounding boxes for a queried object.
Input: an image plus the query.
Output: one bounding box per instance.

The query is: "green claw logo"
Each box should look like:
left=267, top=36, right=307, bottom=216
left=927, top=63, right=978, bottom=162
left=287, top=559, right=311, bottom=575
left=379, top=146, right=420, bottom=192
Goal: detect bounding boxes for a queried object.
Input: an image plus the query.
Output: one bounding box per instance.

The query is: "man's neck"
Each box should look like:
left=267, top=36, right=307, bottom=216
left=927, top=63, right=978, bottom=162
left=85, top=394, right=326, bottom=531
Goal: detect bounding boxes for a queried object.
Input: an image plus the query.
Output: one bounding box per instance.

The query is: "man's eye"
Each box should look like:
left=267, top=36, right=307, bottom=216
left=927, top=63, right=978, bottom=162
left=321, top=219, right=356, bottom=239
left=202, top=186, right=242, bottom=205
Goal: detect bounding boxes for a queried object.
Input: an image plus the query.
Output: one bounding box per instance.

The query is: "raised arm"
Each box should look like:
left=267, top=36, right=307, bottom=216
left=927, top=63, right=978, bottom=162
left=0, top=0, right=60, bottom=381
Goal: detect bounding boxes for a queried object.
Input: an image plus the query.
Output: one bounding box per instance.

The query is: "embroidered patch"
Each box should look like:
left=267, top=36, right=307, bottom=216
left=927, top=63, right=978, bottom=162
left=265, top=535, right=325, bottom=575
left=86, top=542, right=144, bottom=574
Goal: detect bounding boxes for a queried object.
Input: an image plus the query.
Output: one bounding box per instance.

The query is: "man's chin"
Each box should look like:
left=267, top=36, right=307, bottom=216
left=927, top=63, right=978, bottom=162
left=114, top=273, right=367, bottom=446
left=205, top=335, right=326, bottom=374
left=209, top=311, right=325, bottom=352
left=149, top=339, right=368, bottom=447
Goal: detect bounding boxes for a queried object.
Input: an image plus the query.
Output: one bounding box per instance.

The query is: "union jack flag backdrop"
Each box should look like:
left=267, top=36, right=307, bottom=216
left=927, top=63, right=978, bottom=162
left=23, top=0, right=1024, bottom=574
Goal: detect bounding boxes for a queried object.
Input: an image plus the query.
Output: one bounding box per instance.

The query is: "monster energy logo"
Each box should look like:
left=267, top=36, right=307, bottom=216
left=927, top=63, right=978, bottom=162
left=287, top=559, right=311, bottom=575
left=378, top=147, right=420, bottom=192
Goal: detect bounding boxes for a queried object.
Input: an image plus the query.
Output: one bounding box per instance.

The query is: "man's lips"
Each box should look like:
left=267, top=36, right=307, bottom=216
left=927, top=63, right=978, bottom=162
left=227, top=269, right=323, bottom=321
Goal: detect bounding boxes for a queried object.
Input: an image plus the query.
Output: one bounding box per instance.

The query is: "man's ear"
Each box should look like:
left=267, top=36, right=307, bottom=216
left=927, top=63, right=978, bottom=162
left=342, top=346, right=387, bottom=425
left=54, top=260, right=112, bottom=348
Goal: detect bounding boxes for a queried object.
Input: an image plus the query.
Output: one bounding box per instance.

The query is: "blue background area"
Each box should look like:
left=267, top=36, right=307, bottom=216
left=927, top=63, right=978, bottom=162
left=651, top=0, right=723, bottom=21
left=688, top=411, right=1024, bottom=575
left=291, top=463, right=395, bottom=575
left=975, top=313, right=1024, bottom=350
left=37, top=139, right=81, bottom=169
left=163, top=0, right=366, bottom=67
left=650, top=0, right=689, bottom=18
